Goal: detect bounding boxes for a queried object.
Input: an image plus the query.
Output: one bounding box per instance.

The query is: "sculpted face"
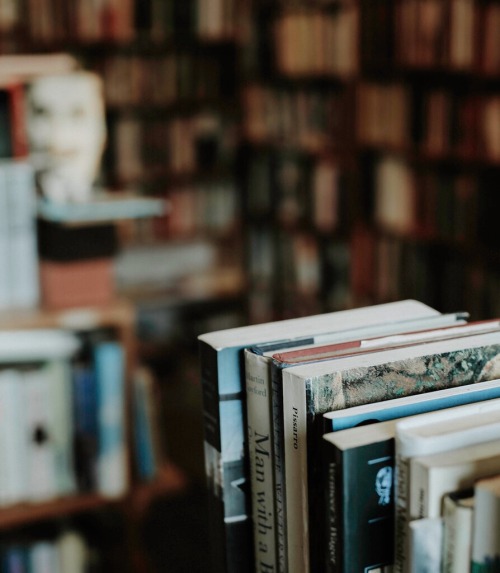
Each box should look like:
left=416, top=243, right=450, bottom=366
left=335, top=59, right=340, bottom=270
left=26, top=71, right=107, bottom=203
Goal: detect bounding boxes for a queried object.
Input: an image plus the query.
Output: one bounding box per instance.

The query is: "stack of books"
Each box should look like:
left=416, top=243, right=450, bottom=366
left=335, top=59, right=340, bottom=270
left=198, top=300, right=500, bottom=572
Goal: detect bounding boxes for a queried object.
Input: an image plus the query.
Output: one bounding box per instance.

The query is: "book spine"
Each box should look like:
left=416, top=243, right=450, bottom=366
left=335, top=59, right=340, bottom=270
left=442, top=492, right=474, bottom=573
left=0, top=169, right=9, bottom=309
left=394, top=450, right=411, bottom=573
left=245, top=350, right=277, bottom=572
left=282, top=370, right=310, bottom=573
left=46, top=359, right=76, bottom=496
left=271, top=363, right=287, bottom=573
left=472, top=480, right=500, bottom=572
left=23, top=367, right=58, bottom=502
left=199, top=339, right=253, bottom=573
left=0, top=369, right=27, bottom=505
left=132, top=367, right=158, bottom=480
left=6, top=161, right=39, bottom=309
left=323, top=437, right=344, bottom=573
left=94, top=341, right=128, bottom=498
left=72, top=362, right=99, bottom=492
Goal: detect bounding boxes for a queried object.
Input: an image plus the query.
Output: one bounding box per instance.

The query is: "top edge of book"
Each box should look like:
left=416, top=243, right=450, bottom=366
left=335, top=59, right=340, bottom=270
left=198, top=300, right=440, bottom=349
left=282, top=327, right=500, bottom=380
left=271, top=313, right=483, bottom=364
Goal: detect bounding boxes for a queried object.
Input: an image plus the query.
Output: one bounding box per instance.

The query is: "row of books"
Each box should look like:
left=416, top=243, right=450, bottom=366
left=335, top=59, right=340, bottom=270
left=372, top=154, right=500, bottom=245
left=244, top=150, right=347, bottom=235
left=274, top=7, right=358, bottom=77
left=246, top=225, right=351, bottom=322
left=395, top=0, right=500, bottom=73
left=0, top=530, right=92, bottom=573
left=108, top=112, right=236, bottom=184
left=96, top=52, right=236, bottom=108
left=374, top=154, right=477, bottom=242
left=25, top=0, right=239, bottom=44
left=357, top=81, right=500, bottom=162
left=159, top=182, right=239, bottom=239
left=198, top=300, right=500, bottom=572
left=243, top=84, right=347, bottom=152
left=0, top=334, right=127, bottom=506
left=351, top=231, right=500, bottom=318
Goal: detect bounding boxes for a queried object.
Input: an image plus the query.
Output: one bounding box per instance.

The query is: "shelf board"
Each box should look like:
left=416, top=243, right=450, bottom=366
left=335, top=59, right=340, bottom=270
left=0, top=493, right=123, bottom=530
left=0, top=298, right=135, bottom=332
left=129, top=462, right=188, bottom=514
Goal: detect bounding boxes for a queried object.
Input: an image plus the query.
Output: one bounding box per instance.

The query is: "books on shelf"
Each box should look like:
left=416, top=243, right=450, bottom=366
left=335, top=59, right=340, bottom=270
left=199, top=299, right=441, bottom=573
left=199, top=300, right=500, bottom=573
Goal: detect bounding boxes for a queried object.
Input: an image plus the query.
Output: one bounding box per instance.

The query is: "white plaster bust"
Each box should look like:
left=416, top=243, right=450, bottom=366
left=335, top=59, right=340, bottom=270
left=26, top=71, right=107, bottom=203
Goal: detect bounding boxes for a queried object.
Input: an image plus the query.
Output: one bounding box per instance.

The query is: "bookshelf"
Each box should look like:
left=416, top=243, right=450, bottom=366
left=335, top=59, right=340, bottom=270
left=239, top=0, right=359, bottom=323
left=0, top=299, right=187, bottom=572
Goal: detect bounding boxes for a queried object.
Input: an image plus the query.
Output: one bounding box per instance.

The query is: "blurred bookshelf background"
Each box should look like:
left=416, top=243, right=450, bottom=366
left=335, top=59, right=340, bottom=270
left=0, top=0, right=498, bottom=572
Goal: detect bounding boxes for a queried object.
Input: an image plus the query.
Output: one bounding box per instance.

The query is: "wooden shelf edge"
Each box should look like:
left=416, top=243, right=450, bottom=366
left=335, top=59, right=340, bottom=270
left=129, top=462, right=188, bottom=515
left=0, top=493, right=123, bottom=531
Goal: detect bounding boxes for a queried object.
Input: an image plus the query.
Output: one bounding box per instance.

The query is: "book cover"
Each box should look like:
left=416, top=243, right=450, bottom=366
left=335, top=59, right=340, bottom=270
left=323, top=420, right=396, bottom=573
left=198, top=299, right=440, bottom=573
left=472, top=475, right=500, bottom=572
left=94, top=341, right=128, bottom=498
left=282, top=331, right=500, bottom=573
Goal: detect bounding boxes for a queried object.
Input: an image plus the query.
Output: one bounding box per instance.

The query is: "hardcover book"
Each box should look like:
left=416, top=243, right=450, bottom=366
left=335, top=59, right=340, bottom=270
left=198, top=299, right=440, bottom=573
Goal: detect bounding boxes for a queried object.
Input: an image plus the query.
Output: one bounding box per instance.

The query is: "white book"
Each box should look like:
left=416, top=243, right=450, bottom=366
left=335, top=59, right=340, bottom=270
left=282, top=330, right=500, bottom=573
left=408, top=518, right=443, bottom=573
left=5, top=161, right=39, bottom=309
left=30, top=542, right=60, bottom=573
left=23, top=367, right=58, bottom=502
left=442, top=489, right=474, bottom=573
left=471, top=475, right=500, bottom=570
left=46, top=360, right=76, bottom=496
left=395, top=397, right=500, bottom=573
left=0, top=329, right=80, bottom=363
left=410, top=438, right=500, bottom=521
left=0, top=170, right=10, bottom=309
left=0, top=368, right=28, bottom=505
left=57, top=531, right=88, bottom=573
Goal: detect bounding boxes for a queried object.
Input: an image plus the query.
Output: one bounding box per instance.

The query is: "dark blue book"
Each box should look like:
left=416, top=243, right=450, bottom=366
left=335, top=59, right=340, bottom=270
left=72, top=361, right=98, bottom=492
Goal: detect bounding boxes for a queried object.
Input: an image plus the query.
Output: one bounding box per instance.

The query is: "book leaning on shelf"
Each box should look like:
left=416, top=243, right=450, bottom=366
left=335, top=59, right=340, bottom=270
left=198, top=299, right=442, bottom=573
